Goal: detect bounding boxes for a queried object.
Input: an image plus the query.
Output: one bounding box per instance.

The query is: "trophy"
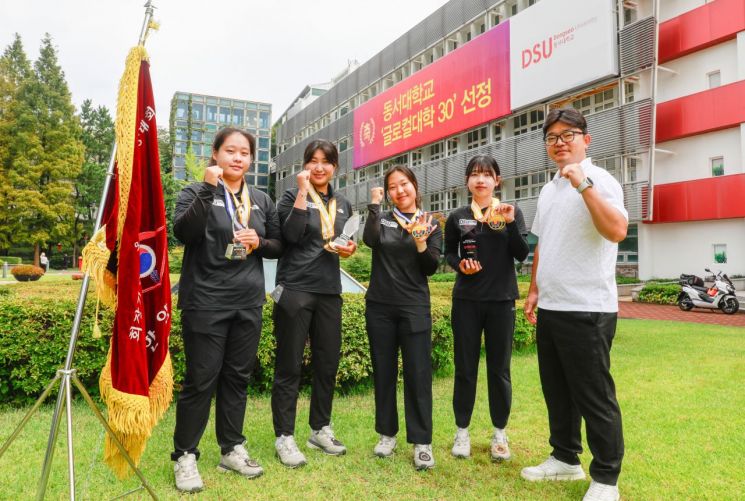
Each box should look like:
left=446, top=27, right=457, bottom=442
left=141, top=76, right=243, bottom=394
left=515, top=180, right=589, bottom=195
left=225, top=208, right=250, bottom=260
left=460, top=225, right=479, bottom=261
left=327, top=213, right=360, bottom=252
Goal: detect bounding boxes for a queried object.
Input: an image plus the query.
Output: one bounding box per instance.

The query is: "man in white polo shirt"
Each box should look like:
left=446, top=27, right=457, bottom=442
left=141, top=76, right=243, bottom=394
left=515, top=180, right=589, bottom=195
left=522, top=108, right=628, bottom=501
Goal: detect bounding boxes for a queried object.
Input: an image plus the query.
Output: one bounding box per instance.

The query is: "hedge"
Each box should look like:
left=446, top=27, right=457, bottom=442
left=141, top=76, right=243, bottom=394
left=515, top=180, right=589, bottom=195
left=637, top=283, right=680, bottom=305
left=0, top=256, right=22, bottom=265
left=0, top=292, right=536, bottom=405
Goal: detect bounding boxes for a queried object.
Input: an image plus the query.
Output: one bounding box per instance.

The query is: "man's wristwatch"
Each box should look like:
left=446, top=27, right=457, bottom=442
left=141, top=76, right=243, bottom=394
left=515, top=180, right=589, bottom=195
left=576, top=177, right=594, bottom=193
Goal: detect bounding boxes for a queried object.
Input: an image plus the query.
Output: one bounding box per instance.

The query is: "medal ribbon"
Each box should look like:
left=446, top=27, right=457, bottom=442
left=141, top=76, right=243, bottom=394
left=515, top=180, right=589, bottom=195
left=392, top=207, right=422, bottom=233
left=471, top=197, right=500, bottom=223
left=224, top=182, right=251, bottom=228
left=307, top=186, right=337, bottom=241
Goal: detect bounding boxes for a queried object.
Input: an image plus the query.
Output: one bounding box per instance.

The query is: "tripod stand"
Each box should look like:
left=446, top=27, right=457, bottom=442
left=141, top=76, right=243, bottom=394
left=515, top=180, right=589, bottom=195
left=0, top=4, right=161, bottom=499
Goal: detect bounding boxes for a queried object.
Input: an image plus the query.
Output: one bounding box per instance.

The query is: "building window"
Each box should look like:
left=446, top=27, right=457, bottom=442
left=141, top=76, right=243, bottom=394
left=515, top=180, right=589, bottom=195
left=596, top=156, right=622, bottom=183
left=466, top=127, right=488, bottom=150
left=232, top=109, right=243, bottom=126
left=713, top=244, right=727, bottom=264
left=513, top=109, right=544, bottom=136
left=711, top=156, right=724, bottom=177
left=338, top=174, right=347, bottom=189
left=572, top=88, right=617, bottom=115
left=625, top=157, right=638, bottom=182
left=259, top=137, right=270, bottom=149
left=429, top=190, right=458, bottom=212
left=447, top=138, right=459, bottom=156
left=191, top=104, right=203, bottom=120
left=339, top=137, right=349, bottom=152
left=259, top=112, right=270, bottom=129
left=623, top=7, right=637, bottom=26
left=411, top=149, right=422, bottom=167
left=176, top=101, right=188, bottom=119
left=217, top=107, right=230, bottom=124
left=514, top=171, right=546, bottom=199
left=624, top=81, right=636, bottom=103
left=707, top=70, right=721, bottom=89
left=175, top=128, right=187, bottom=141
left=429, top=142, right=443, bottom=161
left=493, top=123, right=503, bottom=142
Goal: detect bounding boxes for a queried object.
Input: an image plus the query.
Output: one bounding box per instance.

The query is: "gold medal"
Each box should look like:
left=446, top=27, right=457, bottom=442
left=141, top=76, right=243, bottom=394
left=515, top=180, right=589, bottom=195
left=487, top=210, right=506, bottom=231
left=411, top=223, right=430, bottom=239
left=472, top=197, right=505, bottom=232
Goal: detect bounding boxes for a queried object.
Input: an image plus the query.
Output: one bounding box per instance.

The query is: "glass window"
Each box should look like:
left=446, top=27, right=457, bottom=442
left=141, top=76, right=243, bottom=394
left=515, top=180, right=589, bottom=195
left=618, top=224, right=638, bottom=253
left=411, top=150, right=422, bottom=167
left=206, top=97, right=218, bottom=105
left=713, top=244, right=727, bottom=264
left=246, top=112, right=258, bottom=128
left=338, top=138, right=348, bottom=152
left=191, top=104, right=203, bottom=121
left=173, top=155, right=185, bottom=167
left=447, top=138, right=459, bottom=156
left=232, top=109, right=243, bottom=126
left=257, top=163, right=269, bottom=174
left=176, top=101, right=188, bottom=119
left=708, top=71, right=721, bottom=89
left=338, top=174, right=347, bottom=189
left=625, top=157, right=638, bottom=183
left=259, top=112, right=270, bottom=129
left=175, top=128, right=187, bottom=141
left=257, top=176, right=269, bottom=187
left=513, top=109, right=544, bottom=135
left=174, top=141, right=186, bottom=154
left=174, top=168, right=186, bottom=180
left=247, top=103, right=257, bottom=110
left=247, top=174, right=256, bottom=185
left=259, top=151, right=269, bottom=162
left=429, top=142, right=443, bottom=161
left=493, top=123, right=503, bottom=141
left=191, top=130, right=202, bottom=142
left=711, top=156, right=724, bottom=176
left=466, top=127, right=487, bottom=149
left=259, top=137, right=270, bottom=149
left=218, top=107, right=230, bottom=124
left=191, top=144, right=202, bottom=156
left=206, top=105, right=217, bottom=122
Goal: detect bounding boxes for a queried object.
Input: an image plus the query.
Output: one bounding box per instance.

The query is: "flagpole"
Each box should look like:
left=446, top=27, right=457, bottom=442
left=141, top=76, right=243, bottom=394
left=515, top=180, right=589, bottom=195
left=0, top=3, right=160, bottom=500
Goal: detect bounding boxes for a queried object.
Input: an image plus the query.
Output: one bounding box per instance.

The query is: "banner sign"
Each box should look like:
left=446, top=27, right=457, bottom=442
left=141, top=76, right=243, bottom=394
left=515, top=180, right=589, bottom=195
left=509, top=0, right=618, bottom=109
left=353, top=22, right=510, bottom=168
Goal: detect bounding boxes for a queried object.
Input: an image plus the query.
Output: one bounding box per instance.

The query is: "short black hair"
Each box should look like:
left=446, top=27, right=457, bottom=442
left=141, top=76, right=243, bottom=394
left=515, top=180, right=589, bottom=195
left=209, top=127, right=256, bottom=166
left=465, top=155, right=500, bottom=179
left=542, top=108, right=588, bottom=138
left=303, top=139, right=338, bottom=167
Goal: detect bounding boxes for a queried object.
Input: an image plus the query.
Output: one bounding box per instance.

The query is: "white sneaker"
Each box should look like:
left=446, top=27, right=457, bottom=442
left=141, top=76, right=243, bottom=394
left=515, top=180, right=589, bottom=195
left=521, top=455, right=586, bottom=481
left=490, top=428, right=511, bottom=461
left=275, top=435, right=307, bottom=468
left=174, top=452, right=203, bottom=493
left=583, top=480, right=620, bottom=501
left=413, top=444, right=435, bottom=470
left=307, top=425, right=347, bottom=456
left=451, top=428, right=470, bottom=458
left=373, top=434, right=397, bottom=458
left=217, top=443, right=263, bottom=479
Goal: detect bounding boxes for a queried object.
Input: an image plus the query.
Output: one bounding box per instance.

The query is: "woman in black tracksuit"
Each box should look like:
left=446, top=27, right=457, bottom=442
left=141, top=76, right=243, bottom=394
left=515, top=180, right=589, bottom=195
left=444, top=155, right=529, bottom=462
left=363, top=165, right=442, bottom=470
left=172, top=127, right=282, bottom=492
left=271, top=139, right=357, bottom=468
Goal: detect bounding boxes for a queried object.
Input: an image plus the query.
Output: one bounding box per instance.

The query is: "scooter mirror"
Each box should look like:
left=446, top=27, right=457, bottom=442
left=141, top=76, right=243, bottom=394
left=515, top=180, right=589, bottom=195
left=705, top=268, right=711, bottom=273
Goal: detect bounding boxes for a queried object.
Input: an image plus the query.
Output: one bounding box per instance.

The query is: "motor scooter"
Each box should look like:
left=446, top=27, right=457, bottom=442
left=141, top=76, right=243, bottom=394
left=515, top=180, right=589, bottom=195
left=678, top=268, right=739, bottom=314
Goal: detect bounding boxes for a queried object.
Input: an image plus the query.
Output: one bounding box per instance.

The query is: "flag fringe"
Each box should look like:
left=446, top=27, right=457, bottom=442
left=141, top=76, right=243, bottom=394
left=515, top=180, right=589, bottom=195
left=81, top=225, right=117, bottom=309
left=100, top=348, right=174, bottom=478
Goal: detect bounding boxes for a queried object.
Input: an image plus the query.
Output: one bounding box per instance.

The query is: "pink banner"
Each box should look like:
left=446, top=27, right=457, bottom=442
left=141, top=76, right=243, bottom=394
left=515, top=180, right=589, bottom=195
left=353, top=22, right=511, bottom=168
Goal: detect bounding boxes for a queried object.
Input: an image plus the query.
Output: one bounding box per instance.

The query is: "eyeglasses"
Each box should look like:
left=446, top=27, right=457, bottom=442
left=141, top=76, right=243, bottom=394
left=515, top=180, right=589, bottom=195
left=544, top=129, right=584, bottom=146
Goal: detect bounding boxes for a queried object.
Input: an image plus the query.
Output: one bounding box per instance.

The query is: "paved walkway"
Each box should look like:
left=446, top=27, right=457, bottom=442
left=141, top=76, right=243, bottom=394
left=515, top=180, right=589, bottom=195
left=619, top=301, right=745, bottom=327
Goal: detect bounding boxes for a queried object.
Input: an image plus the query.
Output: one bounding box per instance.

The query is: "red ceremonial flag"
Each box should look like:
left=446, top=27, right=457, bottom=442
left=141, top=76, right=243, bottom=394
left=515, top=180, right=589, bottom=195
left=82, top=45, right=172, bottom=478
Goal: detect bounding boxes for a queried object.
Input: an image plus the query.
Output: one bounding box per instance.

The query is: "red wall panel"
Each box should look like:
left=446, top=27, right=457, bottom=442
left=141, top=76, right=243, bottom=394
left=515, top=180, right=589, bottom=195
left=656, top=80, right=745, bottom=143
left=651, top=173, right=745, bottom=223
left=659, top=0, right=745, bottom=63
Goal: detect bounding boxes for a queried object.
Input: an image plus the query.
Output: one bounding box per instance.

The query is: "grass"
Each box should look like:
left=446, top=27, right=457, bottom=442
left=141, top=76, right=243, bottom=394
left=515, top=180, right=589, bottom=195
left=1, top=319, right=743, bottom=500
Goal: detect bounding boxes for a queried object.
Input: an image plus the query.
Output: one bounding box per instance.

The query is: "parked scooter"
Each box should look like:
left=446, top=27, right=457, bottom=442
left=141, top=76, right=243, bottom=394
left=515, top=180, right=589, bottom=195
left=678, top=268, right=739, bottom=314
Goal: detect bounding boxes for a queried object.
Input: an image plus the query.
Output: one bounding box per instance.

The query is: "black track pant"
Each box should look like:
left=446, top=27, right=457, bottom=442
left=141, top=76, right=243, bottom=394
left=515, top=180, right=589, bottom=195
left=537, top=309, right=624, bottom=485
left=365, top=301, right=433, bottom=444
left=451, top=299, right=515, bottom=429
left=172, top=307, right=262, bottom=459
left=271, top=288, right=342, bottom=437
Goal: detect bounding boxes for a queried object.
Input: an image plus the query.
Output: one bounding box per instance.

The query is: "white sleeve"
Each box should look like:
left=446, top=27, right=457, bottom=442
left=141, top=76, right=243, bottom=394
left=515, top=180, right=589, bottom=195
left=530, top=198, right=542, bottom=237
left=596, top=174, right=628, bottom=221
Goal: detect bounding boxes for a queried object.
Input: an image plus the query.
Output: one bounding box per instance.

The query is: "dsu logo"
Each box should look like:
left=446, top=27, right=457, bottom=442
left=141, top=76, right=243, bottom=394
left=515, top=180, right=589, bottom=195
left=521, top=37, right=553, bottom=69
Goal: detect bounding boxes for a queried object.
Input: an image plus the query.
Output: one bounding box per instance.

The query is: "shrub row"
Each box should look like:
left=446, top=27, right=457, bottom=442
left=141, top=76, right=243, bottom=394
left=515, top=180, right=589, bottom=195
left=0, top=256, right=23, bottom=265
left=0, top=292, right=536, bottom=405
left=637, top=283, right=680, bottom=305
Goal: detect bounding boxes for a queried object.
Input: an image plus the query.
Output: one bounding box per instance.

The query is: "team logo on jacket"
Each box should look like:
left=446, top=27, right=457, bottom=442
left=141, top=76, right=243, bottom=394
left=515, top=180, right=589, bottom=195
left=212, top=199, right=225, bottom=207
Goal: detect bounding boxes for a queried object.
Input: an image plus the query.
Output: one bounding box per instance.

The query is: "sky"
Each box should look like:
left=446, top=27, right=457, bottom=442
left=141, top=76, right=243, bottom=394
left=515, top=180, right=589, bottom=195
left=1, top=0, right=448, bottom=127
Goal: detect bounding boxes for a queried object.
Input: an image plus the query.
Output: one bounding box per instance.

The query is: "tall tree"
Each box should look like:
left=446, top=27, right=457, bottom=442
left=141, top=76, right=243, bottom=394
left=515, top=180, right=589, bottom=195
left=75, top=99, right=114, bottom=261
left=158, top=126, right=179, bottom=246
left=4, top=34, right=84, bottom=265
left=0, top=34, right=33, bottom=254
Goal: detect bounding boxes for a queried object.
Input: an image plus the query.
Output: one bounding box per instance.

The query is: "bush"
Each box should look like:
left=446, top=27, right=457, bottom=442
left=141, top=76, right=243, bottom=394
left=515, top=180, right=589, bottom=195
left=0, top=256, right=22, bottom=265
left=340, top=243, right=371, bottom=282
left=10, top=264, right=45, bottom=281
left=430, top=272, right=456, bottom=282
left=1, top=288, right=537, bottom=404
left=638, top=283, right=680, bottom=305
left=169, top=246, right=184, bottom=274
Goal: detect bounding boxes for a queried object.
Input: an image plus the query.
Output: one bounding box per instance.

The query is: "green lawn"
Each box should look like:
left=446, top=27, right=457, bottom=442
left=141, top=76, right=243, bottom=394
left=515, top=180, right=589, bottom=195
left=1, top=319, right=743, bottom=500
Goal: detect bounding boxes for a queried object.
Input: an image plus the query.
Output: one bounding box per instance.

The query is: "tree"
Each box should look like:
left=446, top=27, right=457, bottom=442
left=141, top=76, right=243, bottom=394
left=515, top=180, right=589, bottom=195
left=183, top=145, right=205, bottom=182
left=158, top=126, right=179, bottom=246
left=0, top=34, right=33, bottom=254
left=75, top=99, right=114, bottom=261
left=3, top=34, right=84, bottom=266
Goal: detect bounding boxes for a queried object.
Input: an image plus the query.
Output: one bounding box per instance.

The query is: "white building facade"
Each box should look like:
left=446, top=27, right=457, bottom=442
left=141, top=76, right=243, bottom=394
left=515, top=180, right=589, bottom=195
left=273, top=0, right=745, bottom=279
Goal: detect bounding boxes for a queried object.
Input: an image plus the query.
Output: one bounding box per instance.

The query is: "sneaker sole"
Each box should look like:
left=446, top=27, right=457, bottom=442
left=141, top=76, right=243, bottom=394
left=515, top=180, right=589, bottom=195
left=306, top=440, right=347, bottom=456
left=175, top=484, right=203, bottom=494
left=451, top=451, right=470, bottom=459
left=415, top=463, right=435, bottom=471
left=374, top=449, right=395, bottom=458
left=216, top=464, right=264, bottom=479
left=275, top=453, right=307, bottom=468
left=520, top=471, right=586, bottom=482
left=491, top=454, right=512, bottom=462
